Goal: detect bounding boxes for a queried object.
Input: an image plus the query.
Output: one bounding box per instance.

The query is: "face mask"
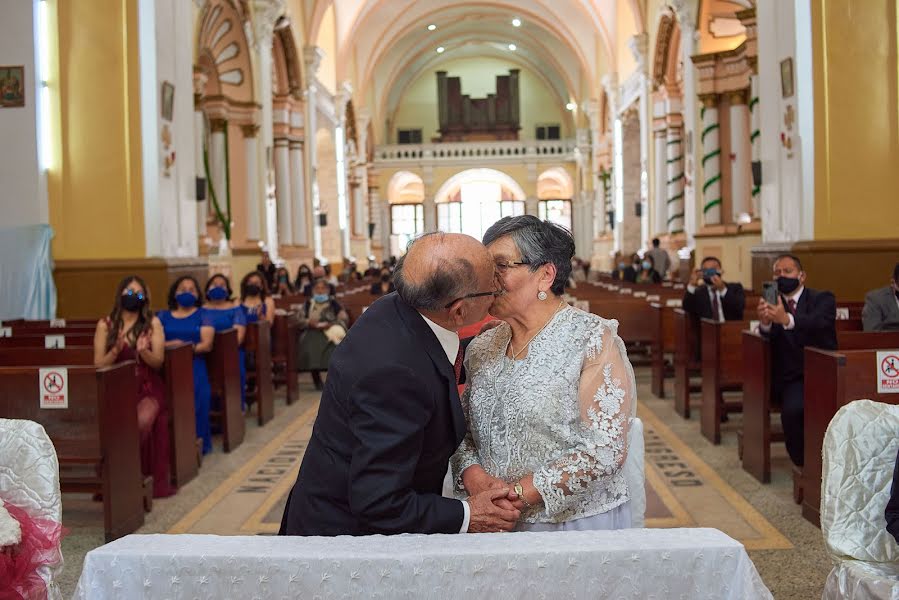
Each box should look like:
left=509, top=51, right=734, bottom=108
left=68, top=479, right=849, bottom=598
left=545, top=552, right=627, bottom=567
left=206, top=286, right=228, bottom=301
left=776, top=276, right=801, bottom=295
left=176, top=292, right=197, bottom=307
left=380, top=275, right=390, bottom=283
left=121, top=291, right=145, bottom=312
left=642, top=261, right=652, bottom=271
left=279, top=275, right=288, bottom=283
left=313, top=294, right=329, bottom=303
left=617, top=262, right=626, bottom=270
left=702, top=268, right=720, bottom=286
left=245, top=284, right=261, bottom=297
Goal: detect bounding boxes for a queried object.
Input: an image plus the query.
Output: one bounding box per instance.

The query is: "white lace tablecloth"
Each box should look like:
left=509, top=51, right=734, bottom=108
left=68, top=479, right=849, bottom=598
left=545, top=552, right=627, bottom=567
left=74, top=528, right=772, bottom=599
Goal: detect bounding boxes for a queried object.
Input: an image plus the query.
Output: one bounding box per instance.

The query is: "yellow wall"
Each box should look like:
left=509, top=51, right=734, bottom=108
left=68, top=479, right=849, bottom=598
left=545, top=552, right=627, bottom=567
left=315, top=3, right=337, bottom=94
left=697, top=0, right=746, bottom=54
left=616, top=0, right=638, bottom=78
left=393, top=57, right=569, bottom=143
left=49, top=0, right=146, bottom=259
left=812, top=0, right=899, bottom=240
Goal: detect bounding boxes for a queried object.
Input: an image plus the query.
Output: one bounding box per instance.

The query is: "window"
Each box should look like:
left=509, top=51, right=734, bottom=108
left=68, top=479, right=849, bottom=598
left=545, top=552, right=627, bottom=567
left=535, top=124, right=561, bottom=140
left=390, top=203, right=424, bottom=256
left=538, top=199, right=572, bottom=232
left=397, top=129, right=423, bottom=144
left=437, top=201, right=463, bottom=234
left=500, top=200, right=525, bottom=218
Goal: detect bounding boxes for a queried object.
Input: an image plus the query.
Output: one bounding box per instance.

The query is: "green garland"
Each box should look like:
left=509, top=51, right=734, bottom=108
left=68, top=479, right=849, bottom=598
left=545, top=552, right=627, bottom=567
left=202, top=123, right=232, bottom=241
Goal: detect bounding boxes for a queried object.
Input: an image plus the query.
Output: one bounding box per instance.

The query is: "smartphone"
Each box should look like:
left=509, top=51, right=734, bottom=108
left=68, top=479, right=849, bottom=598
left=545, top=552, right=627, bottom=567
left=762, top=281, right=778, bottom=305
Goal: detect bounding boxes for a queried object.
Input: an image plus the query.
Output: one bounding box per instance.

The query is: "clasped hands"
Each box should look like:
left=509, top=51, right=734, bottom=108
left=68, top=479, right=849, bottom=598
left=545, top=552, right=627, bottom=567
left=756, top=295, right=789, bottom=327
left=463, top=465, right=538, bottom=533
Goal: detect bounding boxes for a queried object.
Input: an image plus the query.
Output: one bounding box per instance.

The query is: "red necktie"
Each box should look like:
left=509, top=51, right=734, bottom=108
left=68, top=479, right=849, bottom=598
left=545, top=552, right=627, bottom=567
left=453, top=345, right=464, bottom=385
left=788, top=298, right=797, bottom=314
left=710, top=290, right=721, bottom=322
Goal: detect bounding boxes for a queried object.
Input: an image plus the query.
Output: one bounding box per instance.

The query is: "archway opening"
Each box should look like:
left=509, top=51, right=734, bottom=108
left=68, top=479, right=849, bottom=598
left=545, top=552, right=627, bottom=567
left=434, top=168, right=525, bottom=243
left=387, top=171, right=425, bottom=256
left=536, top=167, right=574, bottom=232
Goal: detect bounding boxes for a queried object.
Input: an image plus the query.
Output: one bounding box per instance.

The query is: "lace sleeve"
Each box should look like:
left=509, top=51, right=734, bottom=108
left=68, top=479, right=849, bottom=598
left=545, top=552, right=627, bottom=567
left=532, top=321, right=635, bottom=518
left=450, top=382, right=480, bottom=495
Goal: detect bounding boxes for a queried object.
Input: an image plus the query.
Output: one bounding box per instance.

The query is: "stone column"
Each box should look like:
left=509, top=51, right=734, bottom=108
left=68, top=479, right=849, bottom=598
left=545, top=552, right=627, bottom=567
left=422, top=165, right=436, bottom=232
left=289, top=140, right=307, bottom=246
left=243, top=125, right=264, bottom=248
left=335, top=82, right=352, bottom=259
left=673, top=0, right=699, bottom=243
left=653, top=127, right=667, bottom=236
left=666, top=125, right=685, bottom=233
left=208, top=117, right=228, bottom=237
left=304, top=46, right=324, bottom=259
left=629, top=33, right=652, bottom=248
left=274, top=137, right=293, bottom=245
left=728, top=89, right=752, bottom=222
left=193, top=71, right=208, bottom=237
left=699, top=94, right=722, bottom=225
left=750, top=72, right=761, bottom=217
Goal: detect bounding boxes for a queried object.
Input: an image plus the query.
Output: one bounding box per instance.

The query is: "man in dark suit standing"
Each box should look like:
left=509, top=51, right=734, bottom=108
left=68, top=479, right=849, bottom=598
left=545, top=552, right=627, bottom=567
left=682, top=256, right=746, bottom=322
left=862, top=262, right=899, bottom=331
left=280, top=232, right=520, bottom=536
left=757, top=254, right=837, bottom=467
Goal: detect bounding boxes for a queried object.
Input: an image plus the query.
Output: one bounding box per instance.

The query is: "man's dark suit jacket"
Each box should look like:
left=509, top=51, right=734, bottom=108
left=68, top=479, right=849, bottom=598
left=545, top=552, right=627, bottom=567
left=761, top=287, right=837, bottom=386
left=862, top=286, right=899, bottom=331
left=886, top=447, right=899, bottom=544
left=279, top=292, right=467, bottom=536
left=682, top=283, right=746, bottom=321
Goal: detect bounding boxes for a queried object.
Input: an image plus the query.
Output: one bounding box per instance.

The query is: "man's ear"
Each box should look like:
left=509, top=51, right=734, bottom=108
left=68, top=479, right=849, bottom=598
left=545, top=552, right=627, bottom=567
left=447, top=301, right=465, bottom=327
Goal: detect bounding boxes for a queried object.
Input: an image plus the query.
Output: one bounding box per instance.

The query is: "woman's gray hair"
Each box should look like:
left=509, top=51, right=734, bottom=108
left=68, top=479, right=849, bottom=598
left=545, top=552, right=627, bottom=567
left=483, top=215, right=574, bottom=295
left=393, top=232, right=477, bottom=311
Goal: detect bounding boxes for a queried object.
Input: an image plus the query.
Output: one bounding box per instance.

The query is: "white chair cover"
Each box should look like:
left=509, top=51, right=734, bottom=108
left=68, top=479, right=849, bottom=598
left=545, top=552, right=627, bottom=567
left=820, top=400, right=899, bottom=600
left=0, top=418, right=64, bottom=599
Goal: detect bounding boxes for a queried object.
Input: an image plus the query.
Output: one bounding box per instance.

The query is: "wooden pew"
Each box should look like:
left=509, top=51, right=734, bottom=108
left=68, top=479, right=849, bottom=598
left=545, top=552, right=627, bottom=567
left=0, top=362, right=143, bottom=541
left=650, top=302, right=682, bottom=398
left=700, top=319, right=750, bottom=444
left=271, top=313, right=298, bottom=405
left=802, top=342, right=899, bottom=526
left=741, top=326, right=895, bottom=484
left=207, top=329, right=244, bottom=452
left=244, top=321, right=275, bottom=426
left=673, top=309, right=702, bottom=418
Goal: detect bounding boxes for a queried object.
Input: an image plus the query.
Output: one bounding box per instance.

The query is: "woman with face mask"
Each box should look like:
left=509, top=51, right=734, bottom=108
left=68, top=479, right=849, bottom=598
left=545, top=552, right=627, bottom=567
left=93, top=275, right=175, bottom=497
left=369, top=269, right=396, bottom=296
left=240, top=271, right=276, bottom=325
left=158, top=276, right=215, bottom=454
left=297, top=278, right=349, bottom=390
left=635, top=254, right=662, bottom=284
left=272, top=267, right=294, bottom=296
left=294, top=264, right=313, bottom=292
left=203, top=274, right=248, bottom=410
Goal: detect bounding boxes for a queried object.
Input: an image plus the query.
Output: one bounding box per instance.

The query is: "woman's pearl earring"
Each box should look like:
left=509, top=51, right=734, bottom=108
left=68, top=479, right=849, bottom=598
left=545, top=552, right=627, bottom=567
left=537, top=291, right=548, bottom=301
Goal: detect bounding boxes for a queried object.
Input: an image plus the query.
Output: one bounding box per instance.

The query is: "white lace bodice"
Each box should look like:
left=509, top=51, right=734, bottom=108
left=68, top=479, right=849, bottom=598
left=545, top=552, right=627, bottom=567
left=451, top=306, right=636, bottom=523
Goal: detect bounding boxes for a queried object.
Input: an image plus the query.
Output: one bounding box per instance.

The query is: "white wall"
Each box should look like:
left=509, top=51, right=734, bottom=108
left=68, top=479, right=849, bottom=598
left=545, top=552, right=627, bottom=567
left=0, top=0, right=46, bottom=227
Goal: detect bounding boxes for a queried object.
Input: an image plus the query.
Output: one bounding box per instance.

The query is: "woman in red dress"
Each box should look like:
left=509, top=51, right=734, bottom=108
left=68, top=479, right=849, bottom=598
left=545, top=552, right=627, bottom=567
left=93, top=275, right=176, bottom=497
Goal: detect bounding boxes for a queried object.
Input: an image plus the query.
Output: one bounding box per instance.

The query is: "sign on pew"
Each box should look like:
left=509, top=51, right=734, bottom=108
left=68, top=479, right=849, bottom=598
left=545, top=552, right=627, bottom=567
left=39, top=367, right=68, bottom=408
left=877, top=351, right=899, bottom=393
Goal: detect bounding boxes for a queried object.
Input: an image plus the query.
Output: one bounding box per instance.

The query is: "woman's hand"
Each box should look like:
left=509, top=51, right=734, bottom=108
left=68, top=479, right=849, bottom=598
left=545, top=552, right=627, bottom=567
left=135, top=334, right=150, bottom=354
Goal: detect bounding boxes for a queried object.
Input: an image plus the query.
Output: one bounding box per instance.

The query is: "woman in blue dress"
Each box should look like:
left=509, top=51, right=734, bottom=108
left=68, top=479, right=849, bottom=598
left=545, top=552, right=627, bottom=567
left=203, top=274, right=247, bottom=409
left=239, top=270, right=276, bottom=325
left=157, top=276, right=215, bottom=454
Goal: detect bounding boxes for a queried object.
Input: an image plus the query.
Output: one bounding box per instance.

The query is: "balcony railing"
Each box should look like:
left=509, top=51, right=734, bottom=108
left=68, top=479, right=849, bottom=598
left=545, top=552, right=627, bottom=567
left=374, top=139, right=578, bottom=165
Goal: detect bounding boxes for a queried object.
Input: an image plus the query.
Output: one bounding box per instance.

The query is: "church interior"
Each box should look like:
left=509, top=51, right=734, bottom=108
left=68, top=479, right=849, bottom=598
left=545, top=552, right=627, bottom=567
left=1, top=0, right=899, bottom=598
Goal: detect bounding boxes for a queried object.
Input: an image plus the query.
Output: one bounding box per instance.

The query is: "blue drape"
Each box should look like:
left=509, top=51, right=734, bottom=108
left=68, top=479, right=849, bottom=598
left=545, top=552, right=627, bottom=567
left=0, top=224, right=57, bottom=320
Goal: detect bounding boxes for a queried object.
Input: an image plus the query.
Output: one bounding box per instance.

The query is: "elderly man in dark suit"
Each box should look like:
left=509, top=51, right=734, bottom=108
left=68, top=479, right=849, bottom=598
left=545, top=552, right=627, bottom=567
left=279, top=232, right=520, bottom=536
left=757, top=254, right=837, bottom=467
left=683, top=256, right=746, bottom=322
left=862, top=262, right=899, bottom=331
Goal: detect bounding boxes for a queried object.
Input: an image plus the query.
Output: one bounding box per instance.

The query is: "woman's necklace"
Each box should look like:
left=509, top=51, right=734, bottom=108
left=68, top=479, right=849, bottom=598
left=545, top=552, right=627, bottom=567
left=507, top=299, right=566, bottom=360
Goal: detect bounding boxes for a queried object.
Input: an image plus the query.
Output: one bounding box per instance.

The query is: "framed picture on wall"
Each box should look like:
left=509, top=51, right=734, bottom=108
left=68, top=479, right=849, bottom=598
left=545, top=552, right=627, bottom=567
left=161, top=81, right=175, bottom=121
left=780, top=58, right=794, bottom=99
left=0, top=66, right=25, bottom=108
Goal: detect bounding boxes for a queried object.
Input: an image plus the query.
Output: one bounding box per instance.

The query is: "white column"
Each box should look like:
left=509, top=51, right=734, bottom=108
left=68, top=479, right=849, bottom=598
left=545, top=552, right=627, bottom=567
left=209, top=119, right=228, bottom=236
left=729, top=90, right=751, bottom=222
left=194, top=108, right=207, bottom=236
left=653, top=128, right=667, bottom=235
left=335, top=83, right=352, bottom=259
left=243, top=125, right=263, bottom=246
left=699, top=94, right=722, bottom=225
left=274, top=137, right=293, bottom=245
left=672, top=1, right=699, bottom=245
left=304, top=46, right=324, bottom=259
left=750, top=73, right=761, bottom=217
left=352, top=173, right=366, bottom=237
left=290, top=140, right=307, bottom=246
left=666, top=125, right=685, bottom=233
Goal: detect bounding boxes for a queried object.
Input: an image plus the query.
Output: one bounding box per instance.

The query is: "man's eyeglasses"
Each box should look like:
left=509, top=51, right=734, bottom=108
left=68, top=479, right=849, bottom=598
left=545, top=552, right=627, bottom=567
left=494, top=260, right=531, bottom=275
left=444, top=291, right=497, bottom=309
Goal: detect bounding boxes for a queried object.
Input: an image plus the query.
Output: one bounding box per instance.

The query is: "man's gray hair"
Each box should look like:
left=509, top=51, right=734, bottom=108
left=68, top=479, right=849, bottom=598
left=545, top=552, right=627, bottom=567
left=393, top=232, right=477, bottom=311
left=483, top=215, right=575, bottom=295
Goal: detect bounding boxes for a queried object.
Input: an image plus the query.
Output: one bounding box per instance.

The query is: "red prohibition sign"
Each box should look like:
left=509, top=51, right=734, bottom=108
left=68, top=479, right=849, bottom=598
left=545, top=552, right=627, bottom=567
left=43, top=371, right=64, bottom=394
left=881, top=355, right=899, bottom=378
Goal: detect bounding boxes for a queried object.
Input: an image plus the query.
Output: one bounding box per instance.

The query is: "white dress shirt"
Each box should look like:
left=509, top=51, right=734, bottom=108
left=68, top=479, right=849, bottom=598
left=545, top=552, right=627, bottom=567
left=759, top=286, right=804, bottom=333
left=419, top=313, right=470, bottom=534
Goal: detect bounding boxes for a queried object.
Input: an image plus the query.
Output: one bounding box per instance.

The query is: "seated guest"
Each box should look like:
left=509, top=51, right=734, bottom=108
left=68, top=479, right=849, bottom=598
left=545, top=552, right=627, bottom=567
left=886, top=447, right=899, bottom=544
left=370, top=270, right=395, bottom=296
left=158, top=276, right=215, bottom=454
left=622, top=253, right=641, bottom=283
left=93, top=276, right=175, bottom=498
left=240, top=271, right=275, bottom=325
left=272, top=267, right=294, bottom=296
left=610, top=253, right=628, bottom=281
left=303, top=266, right=337, bottom=297
left=647, top=238, right=671, bottom=279
left=757, top=254, right=836, bottom=466
left=364, top=258, right=381, bottom=278
left=683, top=256, right=746, bottom=322
left=635, top=254, right=662, bottom=284
left=863, top=262, right=899, bottom=331
left=203, top=274, right=247, bottom=409
left=256, top=251, right=277, bottom=291
left=323, top=264, right=339, bottom=287
left=297, top=278, right=349, bottom=390
left=294, top=264, right=313, bottom=292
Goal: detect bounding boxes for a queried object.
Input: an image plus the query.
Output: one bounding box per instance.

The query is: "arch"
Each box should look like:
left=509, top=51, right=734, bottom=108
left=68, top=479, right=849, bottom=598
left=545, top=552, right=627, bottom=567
left=652, top=7, right=682, bottom=91
left=273, top=27, right=303, bottom=99
left=387, top=171, right=425, bottom=204
left=434, top=168, right=526, bottom=204
left=537, top=167, right=574, bottom=200
left=196, top=0, right=255, bottom=105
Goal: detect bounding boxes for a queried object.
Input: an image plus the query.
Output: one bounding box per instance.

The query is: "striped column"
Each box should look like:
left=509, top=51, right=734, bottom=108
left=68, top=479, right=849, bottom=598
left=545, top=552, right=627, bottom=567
left=750, top=73, right=761, bottom=217
left=728, top=89, right=751, bottom=221
left=666, top=126, right=685, bottom=233
left=699, top=94, right=722, bottom=225
left=654, top=129, right=667, bottom=235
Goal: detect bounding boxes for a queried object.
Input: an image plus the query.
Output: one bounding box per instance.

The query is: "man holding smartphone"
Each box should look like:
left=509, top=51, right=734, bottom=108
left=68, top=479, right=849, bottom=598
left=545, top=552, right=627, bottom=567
left=683, top=256, right=746, bottom=322
left=757, top=254, right=837, bottom=467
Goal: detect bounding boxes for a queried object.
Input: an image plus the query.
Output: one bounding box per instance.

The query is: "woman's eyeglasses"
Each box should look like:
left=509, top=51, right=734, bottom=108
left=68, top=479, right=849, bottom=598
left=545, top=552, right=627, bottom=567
left=494, top=260, right=530, bottom=275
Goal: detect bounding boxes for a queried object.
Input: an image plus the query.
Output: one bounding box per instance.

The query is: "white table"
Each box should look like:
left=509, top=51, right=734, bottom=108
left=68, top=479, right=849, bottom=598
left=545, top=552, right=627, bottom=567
left=74, top=528, right=772, bottom=599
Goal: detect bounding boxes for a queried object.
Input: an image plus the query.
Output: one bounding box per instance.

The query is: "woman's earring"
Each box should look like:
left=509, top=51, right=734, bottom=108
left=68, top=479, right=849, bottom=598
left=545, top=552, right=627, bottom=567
left=537, top=291, right=548, bottom=301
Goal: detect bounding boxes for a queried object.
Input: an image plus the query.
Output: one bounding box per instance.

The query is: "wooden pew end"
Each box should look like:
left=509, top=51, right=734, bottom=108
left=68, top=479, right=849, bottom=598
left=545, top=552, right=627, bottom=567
left=143, top=476, right=154, bottom=513
left=792, top=466, right=803, bottom=505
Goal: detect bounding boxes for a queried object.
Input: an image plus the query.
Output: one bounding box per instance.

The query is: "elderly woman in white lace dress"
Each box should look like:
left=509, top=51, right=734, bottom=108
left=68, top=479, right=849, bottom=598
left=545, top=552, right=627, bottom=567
left=452, top=215, right=637, bottom=531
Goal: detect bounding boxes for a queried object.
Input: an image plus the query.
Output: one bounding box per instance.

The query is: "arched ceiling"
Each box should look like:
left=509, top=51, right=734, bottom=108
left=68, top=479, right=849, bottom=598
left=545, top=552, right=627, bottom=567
left=302, top=0, right=622, bottom=143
